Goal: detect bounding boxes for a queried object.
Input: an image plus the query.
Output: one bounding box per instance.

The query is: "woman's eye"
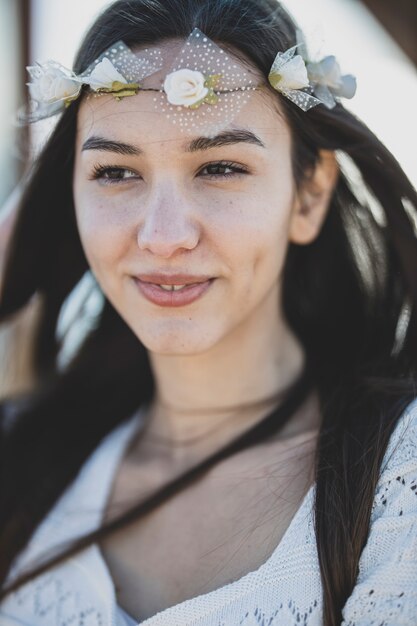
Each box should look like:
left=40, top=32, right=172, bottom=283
left=198, top=162, right=248, bottom=179
left=89, top=162, right=248, bottom=185
left=90, top=166, right=139, bottom=185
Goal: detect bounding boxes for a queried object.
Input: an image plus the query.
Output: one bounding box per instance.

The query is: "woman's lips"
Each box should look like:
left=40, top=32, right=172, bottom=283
left=133, top=276, right=215, bottom=307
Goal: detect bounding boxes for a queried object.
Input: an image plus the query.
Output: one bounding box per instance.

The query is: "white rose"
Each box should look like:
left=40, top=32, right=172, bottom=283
left=307, top=56, right=341, bottom=90
left=279, top=55, right=309, bottom=90
left=307, top=56, right=357, bottom=99
left=83, top=57, right=128, bottom=90
left=164, top=69, right=209, bottom=107
left=27, top=62, right=81, bottom=103
left=269, top=53, right=309, bottom=92
left=331, top=74, right=357, bottom=99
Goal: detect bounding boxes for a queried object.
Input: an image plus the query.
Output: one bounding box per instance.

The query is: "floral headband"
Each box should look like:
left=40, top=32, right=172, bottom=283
left=268, top=44, right=356, bottom=111
left=20, top=28, right=356, bottom=134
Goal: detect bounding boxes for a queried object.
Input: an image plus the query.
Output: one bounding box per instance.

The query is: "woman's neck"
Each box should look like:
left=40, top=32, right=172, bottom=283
left=144, top=308, right=306, bottom=454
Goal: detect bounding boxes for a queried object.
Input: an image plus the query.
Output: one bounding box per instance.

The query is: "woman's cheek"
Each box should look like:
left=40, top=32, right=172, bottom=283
left=76, top=192, right=126, bottom=239
left=74, top=201, right=115, bottom=274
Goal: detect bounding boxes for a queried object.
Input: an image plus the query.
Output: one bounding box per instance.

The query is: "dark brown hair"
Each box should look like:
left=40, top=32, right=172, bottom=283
left=1, top=1, right=417, bottom=624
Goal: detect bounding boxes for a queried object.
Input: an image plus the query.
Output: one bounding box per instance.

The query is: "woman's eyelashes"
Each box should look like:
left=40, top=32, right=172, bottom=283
left=198, top=162, right=249, bottom=179
left=88, top=161, right=250, bottom=186
left=89, top=164, right=139, bottom=185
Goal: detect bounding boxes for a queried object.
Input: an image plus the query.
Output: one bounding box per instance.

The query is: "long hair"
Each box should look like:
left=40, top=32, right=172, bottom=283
left=1, top=1, right=417, bottom=624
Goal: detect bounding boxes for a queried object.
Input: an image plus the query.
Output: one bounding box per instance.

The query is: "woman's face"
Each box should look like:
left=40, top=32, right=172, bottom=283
left=73, top=66, right=303, bottom=356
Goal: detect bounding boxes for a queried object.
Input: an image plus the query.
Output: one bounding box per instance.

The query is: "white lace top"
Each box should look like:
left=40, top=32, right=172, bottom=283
left=1, top=397, right=417, bottom=626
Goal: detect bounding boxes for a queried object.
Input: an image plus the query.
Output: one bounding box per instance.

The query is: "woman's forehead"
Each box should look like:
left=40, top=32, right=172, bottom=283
left=75, top=87, right=290, bottom=153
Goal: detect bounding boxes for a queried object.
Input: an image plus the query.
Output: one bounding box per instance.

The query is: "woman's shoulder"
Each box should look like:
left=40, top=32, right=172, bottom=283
left=379, top=395, right=417, bottom=479
left=4, top=408, right=145, bottom=585
left=341, top=397, right=417, bottom=624
left=367, top=394, right=417, bottom=525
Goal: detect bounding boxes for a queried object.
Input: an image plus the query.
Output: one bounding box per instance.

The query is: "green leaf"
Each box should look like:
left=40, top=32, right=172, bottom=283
left=112, top=89, right=140, bottom=100
left=268, top=72, right=282, bottom=90
left=204, top=74, right=222, bottom=89
left=64, top=93, right=79, bottom=107
left=204, top=90, right=219, bottom=105
left=96, top=82, right=141, bottom=96
left=111, top=81, right=140, bottom=92
left=188, top=88, right=220, bottom=109
left=188, top=99, right=204, bottom=110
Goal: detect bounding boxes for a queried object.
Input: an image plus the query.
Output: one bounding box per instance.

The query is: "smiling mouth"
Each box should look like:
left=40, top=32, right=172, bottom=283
left=157, top=284, right=196, bottom=291
left=133, top=276, right=215, bottom=307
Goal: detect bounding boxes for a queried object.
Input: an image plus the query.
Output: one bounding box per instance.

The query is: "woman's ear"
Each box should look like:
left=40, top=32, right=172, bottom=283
left=289, top=150, right=339, bottom=245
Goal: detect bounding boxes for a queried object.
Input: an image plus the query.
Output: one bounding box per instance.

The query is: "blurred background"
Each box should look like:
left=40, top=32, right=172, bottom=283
left=0, top=0, right=416, bottom=396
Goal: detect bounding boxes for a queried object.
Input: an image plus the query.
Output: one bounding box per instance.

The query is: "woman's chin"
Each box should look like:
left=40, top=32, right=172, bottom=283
left=133, top=320, right=222, bottom=357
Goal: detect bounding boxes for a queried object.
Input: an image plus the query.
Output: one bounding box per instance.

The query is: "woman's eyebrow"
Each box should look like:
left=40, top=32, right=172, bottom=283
left=186, top=129, right=266, bottom=152
left=81, top=136, right=143, bottom=156
left=81, top=129, right=265, bottom=155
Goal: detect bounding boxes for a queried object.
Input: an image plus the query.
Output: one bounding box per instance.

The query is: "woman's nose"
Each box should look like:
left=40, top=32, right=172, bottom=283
left=137, top=188, right=200, bottom=258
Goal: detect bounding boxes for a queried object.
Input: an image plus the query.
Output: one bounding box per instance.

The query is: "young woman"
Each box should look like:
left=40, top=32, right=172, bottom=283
left=0, top=1, right=416, bottom=625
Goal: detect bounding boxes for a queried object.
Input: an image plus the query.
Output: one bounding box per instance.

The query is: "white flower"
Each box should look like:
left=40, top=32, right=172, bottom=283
left=27, top=61, right=81, bottom=104
left=164, top=69, right=209, bottom=107
left=332, top=74, right=357, bottom=99
left=306, top=56, right=344, bottom=93
left=83, top=57, right=128, bottom=90
left=278, top=55, right=309, bottom=90
left=307, top=56, right=357, bottom=99
left=269, top=51, right=309, bottom=92
left=307, top=56, right=341, bottom=89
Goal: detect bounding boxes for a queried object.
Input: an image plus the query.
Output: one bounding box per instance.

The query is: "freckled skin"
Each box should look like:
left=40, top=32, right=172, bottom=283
left=73, top=90, right=299, bottom=357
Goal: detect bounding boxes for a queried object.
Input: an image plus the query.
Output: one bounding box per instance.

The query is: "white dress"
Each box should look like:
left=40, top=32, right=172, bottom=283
left=1, top=397, right=417, bottom=626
